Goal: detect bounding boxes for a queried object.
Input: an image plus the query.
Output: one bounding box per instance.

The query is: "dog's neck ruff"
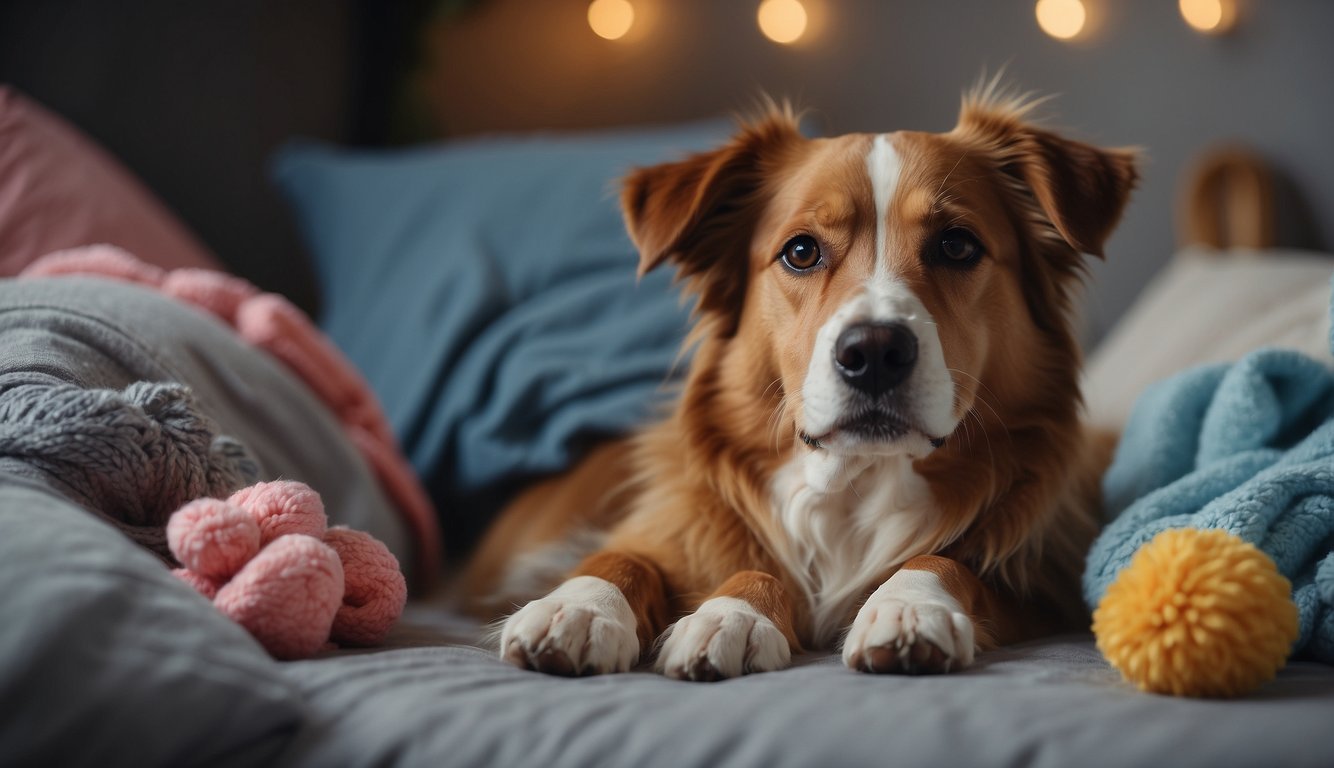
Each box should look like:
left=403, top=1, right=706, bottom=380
left=769, top=450, right=938, bottom=646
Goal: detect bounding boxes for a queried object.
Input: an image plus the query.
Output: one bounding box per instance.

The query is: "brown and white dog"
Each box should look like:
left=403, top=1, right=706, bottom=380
left=462, top=85, right=1137, bottom=680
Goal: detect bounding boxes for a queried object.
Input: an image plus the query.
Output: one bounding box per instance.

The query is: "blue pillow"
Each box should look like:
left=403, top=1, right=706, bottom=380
left=271, top=121, right=732, bottom=550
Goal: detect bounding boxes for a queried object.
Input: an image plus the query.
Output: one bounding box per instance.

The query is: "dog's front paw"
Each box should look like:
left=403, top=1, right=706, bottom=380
left=842, top=571, right=975, bottom=675
left=656, top=597, right=791, bottom=681
left=499, top=576, right=639, bottom=676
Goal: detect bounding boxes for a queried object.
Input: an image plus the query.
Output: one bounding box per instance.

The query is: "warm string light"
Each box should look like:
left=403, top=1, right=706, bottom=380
left=587, top=1, right=1240, bottom=47
left=588, top=0, right=634, bottom=41
left=1180, top=0, right=1237, bottom=35
left=757, top=0, right=808, bottom=45
left=1035, top=0, right=1087, bottom=41
left=588, top=0, right=811, bottom=45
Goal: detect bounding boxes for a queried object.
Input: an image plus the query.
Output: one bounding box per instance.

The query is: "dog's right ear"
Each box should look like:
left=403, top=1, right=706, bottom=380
left=621, top=109, right=803, bottom=331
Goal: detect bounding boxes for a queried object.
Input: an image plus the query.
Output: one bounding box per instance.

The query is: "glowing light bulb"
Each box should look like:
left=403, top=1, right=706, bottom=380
left=1035, top=0, right=1087, bottom=41
left=1180, top=0, right=1236, bottom=35
left=758, top=0, right=808, bottom=45
left=588, top=0, right=634, bottom=41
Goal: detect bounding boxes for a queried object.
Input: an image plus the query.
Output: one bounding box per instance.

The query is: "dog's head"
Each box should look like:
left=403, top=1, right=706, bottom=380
left=623, top=89, right=1137, bottom=462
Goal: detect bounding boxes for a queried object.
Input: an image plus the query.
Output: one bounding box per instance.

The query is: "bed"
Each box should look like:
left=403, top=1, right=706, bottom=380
left=3, top=78, right=1334, bottom=768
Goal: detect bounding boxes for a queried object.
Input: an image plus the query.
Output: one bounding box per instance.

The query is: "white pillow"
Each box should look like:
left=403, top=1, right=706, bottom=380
left=1084, top=247, right=1334, bottom=429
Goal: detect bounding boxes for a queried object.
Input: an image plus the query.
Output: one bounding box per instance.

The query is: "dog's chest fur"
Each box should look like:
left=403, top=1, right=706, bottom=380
left=770, top=450, right=939, bottom=646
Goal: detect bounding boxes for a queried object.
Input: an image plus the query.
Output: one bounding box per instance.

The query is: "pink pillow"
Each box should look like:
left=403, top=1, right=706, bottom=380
left=0, top=87, right=222, bottom=275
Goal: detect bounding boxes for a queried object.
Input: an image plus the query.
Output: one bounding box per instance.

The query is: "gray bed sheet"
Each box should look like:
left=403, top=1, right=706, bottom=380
left=7, top=472, right=1333, bottom=768
left=273, top=604, right=1334, bottom=768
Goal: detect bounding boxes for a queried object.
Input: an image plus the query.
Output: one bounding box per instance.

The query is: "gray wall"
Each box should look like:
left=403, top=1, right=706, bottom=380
left=421, top=0, right=1334, bottom=341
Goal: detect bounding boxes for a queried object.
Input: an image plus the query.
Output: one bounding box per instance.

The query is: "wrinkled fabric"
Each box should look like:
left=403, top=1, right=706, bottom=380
left=1087, top=278, right=1334, bottom=661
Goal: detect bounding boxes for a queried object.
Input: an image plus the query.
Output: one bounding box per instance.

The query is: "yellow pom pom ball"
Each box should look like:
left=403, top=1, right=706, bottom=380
left=1093, top=528, right=1299, bottom=697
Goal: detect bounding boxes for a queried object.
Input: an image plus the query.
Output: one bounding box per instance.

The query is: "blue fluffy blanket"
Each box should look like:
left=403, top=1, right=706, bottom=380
left=1085, top=278, right=1334, bottom=662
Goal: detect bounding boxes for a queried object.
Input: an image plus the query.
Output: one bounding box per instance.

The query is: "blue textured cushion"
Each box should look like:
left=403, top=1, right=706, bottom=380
left=271, top=121, right=731, bottom=549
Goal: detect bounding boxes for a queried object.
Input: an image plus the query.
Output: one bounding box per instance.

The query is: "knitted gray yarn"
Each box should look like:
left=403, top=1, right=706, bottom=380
left=0, top=381, right=258, bottom=560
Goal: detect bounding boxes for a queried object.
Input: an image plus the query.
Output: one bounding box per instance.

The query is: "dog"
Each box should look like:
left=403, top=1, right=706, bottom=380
left=461, top=83, right=1137, bottom=680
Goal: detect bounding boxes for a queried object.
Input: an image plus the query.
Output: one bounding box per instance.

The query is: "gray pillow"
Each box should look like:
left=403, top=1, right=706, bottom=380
left=0, top=478, right=305, bottom=766
left=0, top=275, right=418, bottom=765
left=0, top=276, right=413, bottom=567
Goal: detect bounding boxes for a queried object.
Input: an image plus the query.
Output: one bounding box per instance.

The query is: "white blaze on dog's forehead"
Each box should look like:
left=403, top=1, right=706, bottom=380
left=866, top=133, right=901, bottom=283
left=797, top=133, right=957, bottom=447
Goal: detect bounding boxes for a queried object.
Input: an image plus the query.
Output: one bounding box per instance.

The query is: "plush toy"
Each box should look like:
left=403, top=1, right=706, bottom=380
left=1092, top=528, right=1299, bottom=697
left=166, top=480, right=407, bottom=659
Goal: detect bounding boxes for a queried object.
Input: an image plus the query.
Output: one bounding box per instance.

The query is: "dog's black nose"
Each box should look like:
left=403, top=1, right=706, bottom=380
left=833, top=322, right=918, bottom=396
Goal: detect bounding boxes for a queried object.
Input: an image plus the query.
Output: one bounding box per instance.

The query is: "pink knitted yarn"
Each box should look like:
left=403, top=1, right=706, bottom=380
left=164, top=480, right=406, bottom=659
left=214, top=535, right=345, bottom=660
left=170, top=567, right=221, bottom=600
left=22, top=244, right=167, bottom=284
left=165, top=498, right=260, bottom=579
left=160, top=268, right=257, bottom=323
left=228, top=480, right=327, bottom=545
left=323, top=527, right=408, bottom=646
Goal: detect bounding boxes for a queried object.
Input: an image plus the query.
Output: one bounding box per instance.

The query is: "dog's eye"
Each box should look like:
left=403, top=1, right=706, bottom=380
left=779, top=235, right=823, bottom=272
left=936, top=228, right=984, bottom=265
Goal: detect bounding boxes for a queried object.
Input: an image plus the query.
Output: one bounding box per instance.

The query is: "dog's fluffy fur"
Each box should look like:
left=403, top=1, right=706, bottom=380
left=462, top=83, right=1137, bottom=680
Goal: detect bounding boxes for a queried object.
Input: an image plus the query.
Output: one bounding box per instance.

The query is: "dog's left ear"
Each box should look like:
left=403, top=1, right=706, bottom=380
left=957, top=97, right=1139, bottom=258
left=621, top=109, right=803, bottom=332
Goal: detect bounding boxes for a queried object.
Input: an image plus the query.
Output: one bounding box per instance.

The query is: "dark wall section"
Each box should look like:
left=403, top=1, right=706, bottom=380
left=415, top=0, right=1334, bottom=340
left=0, top=0, right=358, bottom=313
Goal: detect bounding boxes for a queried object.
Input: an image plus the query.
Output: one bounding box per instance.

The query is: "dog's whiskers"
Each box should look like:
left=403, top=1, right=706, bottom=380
left=768, top=396, right=792, bottom=453
left=948, top=370, right=1003, bottom=474
left=967, top=406, right=996, bottom=473
left=948, top=368, right=1010, bottom=438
